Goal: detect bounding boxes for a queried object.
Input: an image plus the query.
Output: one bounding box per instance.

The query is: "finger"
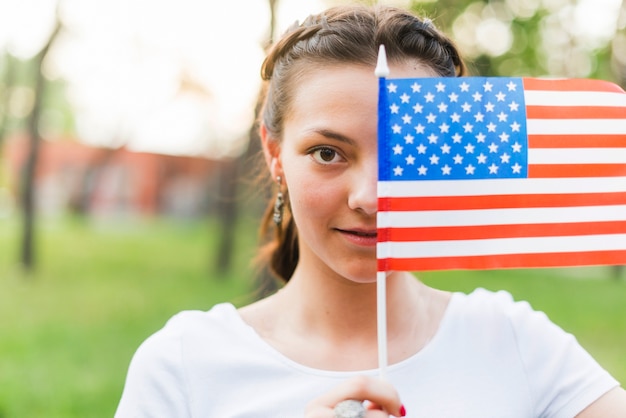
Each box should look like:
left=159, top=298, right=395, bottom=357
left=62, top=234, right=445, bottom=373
left=307, top=376, right=404, bottom=417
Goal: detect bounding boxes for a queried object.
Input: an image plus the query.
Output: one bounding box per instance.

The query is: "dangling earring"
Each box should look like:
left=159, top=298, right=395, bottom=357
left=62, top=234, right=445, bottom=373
left=273, top=176, right=284, bottom=227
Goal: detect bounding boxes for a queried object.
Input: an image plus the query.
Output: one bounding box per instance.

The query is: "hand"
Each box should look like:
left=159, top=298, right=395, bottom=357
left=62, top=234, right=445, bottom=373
left=305, top=376, right=406, bottom=417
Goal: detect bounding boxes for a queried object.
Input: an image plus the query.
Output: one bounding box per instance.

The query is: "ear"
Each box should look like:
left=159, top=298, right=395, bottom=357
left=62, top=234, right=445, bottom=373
left=260, top=123, right=283, bottom=180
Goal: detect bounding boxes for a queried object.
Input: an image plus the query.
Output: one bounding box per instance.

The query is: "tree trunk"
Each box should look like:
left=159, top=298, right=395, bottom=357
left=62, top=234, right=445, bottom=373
left=214, top=158, right=239, bottom=275
left=19, top=20, right=61, bottom=272
left=612, top=0, right=626, bottom=88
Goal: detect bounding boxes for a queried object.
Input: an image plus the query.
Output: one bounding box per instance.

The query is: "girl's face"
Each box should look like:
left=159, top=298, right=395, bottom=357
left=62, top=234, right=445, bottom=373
left=265, top=63, right=435, bottom=283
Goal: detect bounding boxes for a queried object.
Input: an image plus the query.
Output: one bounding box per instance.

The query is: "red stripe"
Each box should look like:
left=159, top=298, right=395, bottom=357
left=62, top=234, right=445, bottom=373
left=378, top=250, right=626, bottom=271
left=379, top=221, right=626, bottom=242
left=379, top=192, right=626, bottom=212
left=526, top=105, right=626, bottom=119
left=523, top=78, right=625, bottom=93
left=529, top=134, right=626, bottom=148
left=528, top=164, right=626, bottom=178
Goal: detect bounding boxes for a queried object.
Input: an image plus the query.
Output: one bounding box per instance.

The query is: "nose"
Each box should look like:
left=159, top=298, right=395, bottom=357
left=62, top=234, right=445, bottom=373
left=347, top=158, right=378, bottom=216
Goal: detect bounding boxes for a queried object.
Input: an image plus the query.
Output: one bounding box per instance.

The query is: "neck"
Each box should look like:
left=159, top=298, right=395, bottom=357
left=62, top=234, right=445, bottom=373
left=278, top=267, right=421, bottom=344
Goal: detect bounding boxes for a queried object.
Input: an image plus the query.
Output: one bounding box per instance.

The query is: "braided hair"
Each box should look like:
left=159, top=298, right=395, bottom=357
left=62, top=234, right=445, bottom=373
left=258, top=5, right=466, bottom=282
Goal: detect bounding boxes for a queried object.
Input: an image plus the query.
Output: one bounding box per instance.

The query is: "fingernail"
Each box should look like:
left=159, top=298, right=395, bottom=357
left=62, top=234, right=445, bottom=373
left=400, top=404, right=406, bottom=417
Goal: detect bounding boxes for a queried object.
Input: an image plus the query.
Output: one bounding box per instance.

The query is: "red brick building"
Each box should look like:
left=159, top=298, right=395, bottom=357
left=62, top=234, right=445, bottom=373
left=4, top=135, right=219, bottom=218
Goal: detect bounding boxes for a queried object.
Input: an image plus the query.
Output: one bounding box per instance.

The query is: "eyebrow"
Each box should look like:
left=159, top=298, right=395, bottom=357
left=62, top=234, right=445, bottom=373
left=305, top=128, right=357, bottom=146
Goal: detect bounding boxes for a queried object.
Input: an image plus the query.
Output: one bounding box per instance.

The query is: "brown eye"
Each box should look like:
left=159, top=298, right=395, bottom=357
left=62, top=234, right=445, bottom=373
left=311, top=147, right=342, bottom=164
left=319, top=148, right=336, bottom=161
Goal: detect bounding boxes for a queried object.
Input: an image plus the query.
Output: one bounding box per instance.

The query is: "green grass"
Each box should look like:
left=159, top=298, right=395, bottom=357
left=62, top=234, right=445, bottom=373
left=0, top=215, right=259, bottom=418
left=0, top=215, right=624, bottom=417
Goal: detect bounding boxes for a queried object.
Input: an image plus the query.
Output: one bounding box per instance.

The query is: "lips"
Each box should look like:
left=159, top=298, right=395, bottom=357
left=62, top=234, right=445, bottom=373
left=336, top=228, right=378, bottom=246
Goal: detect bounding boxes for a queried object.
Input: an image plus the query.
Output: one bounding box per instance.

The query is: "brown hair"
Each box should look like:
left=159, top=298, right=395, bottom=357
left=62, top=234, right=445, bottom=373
left=258, top=4, right=466, bottom=282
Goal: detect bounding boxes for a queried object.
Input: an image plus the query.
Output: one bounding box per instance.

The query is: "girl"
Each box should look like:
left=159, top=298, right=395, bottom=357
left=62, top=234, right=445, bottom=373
left=116, top=5, right=626, bottom=417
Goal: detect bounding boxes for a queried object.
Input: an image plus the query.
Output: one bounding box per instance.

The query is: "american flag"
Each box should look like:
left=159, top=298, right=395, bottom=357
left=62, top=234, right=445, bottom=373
left=377, top=77, right=626, bottom=271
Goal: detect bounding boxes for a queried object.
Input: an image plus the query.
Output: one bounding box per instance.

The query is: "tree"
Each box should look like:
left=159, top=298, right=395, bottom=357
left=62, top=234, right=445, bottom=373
left=19, top=17, right=62, bottom=272
left=612, top=0, right=626, bottom=88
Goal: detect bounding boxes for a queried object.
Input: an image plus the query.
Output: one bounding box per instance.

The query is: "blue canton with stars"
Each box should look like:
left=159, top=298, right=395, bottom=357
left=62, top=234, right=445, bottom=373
left=380, top=77, right=529, bottom=181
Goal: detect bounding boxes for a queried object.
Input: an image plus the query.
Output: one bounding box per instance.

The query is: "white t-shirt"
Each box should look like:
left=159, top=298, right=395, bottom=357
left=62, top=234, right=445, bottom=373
left=115, top=289, right=618, bottom=417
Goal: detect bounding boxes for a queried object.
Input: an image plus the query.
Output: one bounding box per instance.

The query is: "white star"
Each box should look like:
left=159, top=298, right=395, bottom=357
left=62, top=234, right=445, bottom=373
left=483, top=81, right=493, bottom=92
left=476, top=132, right=486, bottom=143
left=507, top=81, right=517, bottom=91
left=497, top=112, right=508, bottom=122
left=484, top=102, right=495, bottom=112
left=390, top=104, right=399, bottom=114
left=461, top=102, right=472, bottom=112
left=404, top=134, right=414, bottom=144
left=465, top=164, right=476, bottom=175
left=429, top=154, right=440, bottom=165
left=488, top=142, right=499, bottom=153
left=486, top=122, right=497, bottom=132
left=439, top=123, right=450, bottom=133
left=452, top=133, right=463, bottom=143
left=393, top=144, right=403, bottom=154
left=393, top=165, right=404, bottom=176
left=460, top=82, right=470, bottom=92
left=495, top=91, right=506, bottom=102
left=499, top=132, right=510, bottom=142
left=509, top=101, right=520, bottom=112
left=402, top=114, right=412, bottom=124
left=464, top=143, right=475, bottom=154
left=440, top=143, right=451, bottom=154
left=400, top=93, right=410, bottom=103
left=474, top=112, right=485, bottom=122
left=418, top=165, right=428, bottom=175
left=442, top=165, right=452, bottom=175
left=448, top=92, right=459, bottom=102
left=392, top=124, right=402, bottom=134
left=510, top=122, right=521, bottom=132
left=417, top=144, right=427, bottom=154
left=472, top=91, right=483, bottom=102
left=451, top=113, right=461, bottom=123
left=436, top=82, right=446, bottom=92
left=405, top=154, right=415, bottom=165
left=500, top=153, right=511, bottom=163
left=477, top=153, right=487, bottom=164
left=428, top=133, right=439, bottom=144
left=426, top=113, right=437, bottom=123
left=415, top=124, right=425, bottom=134
left=488, top=163, right=499, bottom=174
left=463, top=122, right=474, bottom=133
left=453, top=154, right=464, bottom=164
left=413, top=103, right=424, bottom=113
left=512, top=142, right=523, bottom=152
left=438, top=102, right=448, bottom=112
left=424, top=92, right=435, bottom=102
left=411, top=82, right=422, bottom=93
left=387, top=83, right=398, bottom=93
left=512, top=163, right=522, bottom=173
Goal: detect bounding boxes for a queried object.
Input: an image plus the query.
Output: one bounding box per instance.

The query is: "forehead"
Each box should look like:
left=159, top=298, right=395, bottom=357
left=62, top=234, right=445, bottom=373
left=287, top=62, right=436, bottom=116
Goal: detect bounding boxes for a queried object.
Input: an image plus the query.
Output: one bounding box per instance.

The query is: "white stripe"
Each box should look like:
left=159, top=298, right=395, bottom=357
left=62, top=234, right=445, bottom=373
left=377, top=234, right=626, bottom=258
left=527, top=119, right=626, bottom=135
left=377, top=177, right=626, bottom=198
left=524, top=90, right=626, bottom=107
left=377, top=205, right=626, bottom=228
left=529, top=148, right=626, bottom=164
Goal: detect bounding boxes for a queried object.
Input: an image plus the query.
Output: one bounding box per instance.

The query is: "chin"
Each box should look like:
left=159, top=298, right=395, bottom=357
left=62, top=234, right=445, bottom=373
left=341, top=266, right=378, bottom=283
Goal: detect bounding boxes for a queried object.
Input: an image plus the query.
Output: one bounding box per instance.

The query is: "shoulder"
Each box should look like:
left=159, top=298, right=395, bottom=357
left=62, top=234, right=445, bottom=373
left=115, top=304, right=240, bottom=417
left=451, top=287, right=539, bottom=327
left=134, top=303, right=239, bottom=360
left=453, top=288, right=619, bottom=417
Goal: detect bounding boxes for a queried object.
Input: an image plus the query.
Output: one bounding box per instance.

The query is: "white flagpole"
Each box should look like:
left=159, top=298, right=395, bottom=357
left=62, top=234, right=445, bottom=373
left=375, top=44, right=390, bottom=380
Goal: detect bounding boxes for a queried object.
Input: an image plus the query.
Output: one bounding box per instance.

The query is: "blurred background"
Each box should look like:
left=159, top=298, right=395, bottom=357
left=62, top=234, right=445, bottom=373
left=0, top=0, right=624, bottom=416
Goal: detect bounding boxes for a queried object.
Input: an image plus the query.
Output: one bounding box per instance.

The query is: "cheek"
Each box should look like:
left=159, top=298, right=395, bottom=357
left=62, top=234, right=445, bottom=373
left=285, top=168, right=342, bottom=219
